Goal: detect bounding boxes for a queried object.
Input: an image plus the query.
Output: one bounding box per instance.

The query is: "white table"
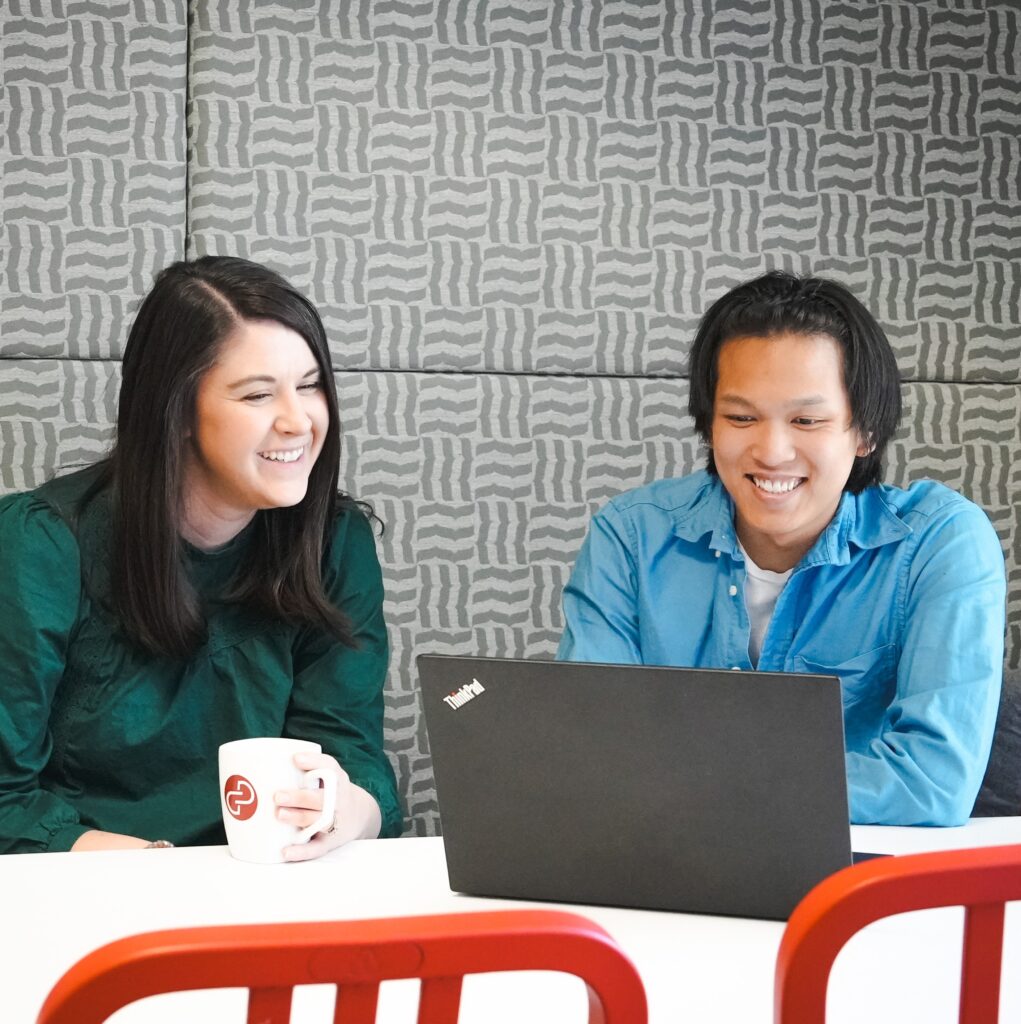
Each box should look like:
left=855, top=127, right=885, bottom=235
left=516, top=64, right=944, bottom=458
left=5, top=820, right=1020, bottom=1023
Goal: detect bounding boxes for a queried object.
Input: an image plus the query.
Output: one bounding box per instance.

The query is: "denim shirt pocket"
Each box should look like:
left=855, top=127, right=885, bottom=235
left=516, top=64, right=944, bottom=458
left=794, top=644, right=898, bottom=710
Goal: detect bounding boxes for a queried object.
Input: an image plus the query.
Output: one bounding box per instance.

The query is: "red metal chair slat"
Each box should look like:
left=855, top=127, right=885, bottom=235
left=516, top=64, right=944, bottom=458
left=246, top=985, right=292, bottom=1024
left=959, top=901, right=1005, bottom=1024
left=416, top=975, right=463, bottom=1023
left=331, top=981, right=379, bottom=1024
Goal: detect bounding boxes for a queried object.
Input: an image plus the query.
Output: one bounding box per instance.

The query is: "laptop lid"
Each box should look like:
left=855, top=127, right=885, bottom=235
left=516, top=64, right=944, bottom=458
left=418, top=655, right=853, bottom=921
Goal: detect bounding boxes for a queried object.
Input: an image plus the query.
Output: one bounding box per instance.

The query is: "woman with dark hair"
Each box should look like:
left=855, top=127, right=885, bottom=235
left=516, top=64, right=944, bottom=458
left=558, top=271, right=1006, bottom=827
left=0, top=256, right=401, bottom=854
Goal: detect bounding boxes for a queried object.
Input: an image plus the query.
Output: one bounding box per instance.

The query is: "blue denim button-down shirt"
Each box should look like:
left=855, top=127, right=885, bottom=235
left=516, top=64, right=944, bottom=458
left=557, top=471, right=1006, bottom=826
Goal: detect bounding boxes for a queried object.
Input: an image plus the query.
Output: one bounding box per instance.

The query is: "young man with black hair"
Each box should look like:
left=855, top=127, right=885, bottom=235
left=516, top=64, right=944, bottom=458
left=558, top=272, right=1006, bottom=826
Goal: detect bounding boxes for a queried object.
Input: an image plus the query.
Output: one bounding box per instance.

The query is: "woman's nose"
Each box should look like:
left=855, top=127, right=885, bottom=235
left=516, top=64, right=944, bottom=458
left=274, top=393, right=313, bottom=434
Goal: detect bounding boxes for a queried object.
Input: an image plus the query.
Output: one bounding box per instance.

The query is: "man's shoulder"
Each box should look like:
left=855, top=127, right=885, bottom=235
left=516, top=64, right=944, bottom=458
left=871, top=478, right=989, bottom=525
left=854, top=479, right=1000, bottom=558
left=603, top=470, right=719, bottom=518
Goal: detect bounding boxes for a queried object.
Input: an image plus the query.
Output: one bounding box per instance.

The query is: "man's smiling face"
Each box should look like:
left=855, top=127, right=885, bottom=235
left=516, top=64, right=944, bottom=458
left=710, top=331, right=871, bottom=572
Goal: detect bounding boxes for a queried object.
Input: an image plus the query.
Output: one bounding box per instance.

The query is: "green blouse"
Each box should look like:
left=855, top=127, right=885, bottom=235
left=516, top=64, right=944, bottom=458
left=0, top=466, right=402, bottom=853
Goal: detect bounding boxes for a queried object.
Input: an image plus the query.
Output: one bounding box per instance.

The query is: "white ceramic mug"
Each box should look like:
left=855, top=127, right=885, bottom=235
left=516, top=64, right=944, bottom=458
left=218, top=738, right=337, bottom=864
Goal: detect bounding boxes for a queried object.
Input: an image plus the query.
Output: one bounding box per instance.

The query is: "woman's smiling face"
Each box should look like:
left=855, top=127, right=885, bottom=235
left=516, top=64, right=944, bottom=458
left=710, top=331, right=871, bottom=572
left=182, top=318, right=329, bottom=548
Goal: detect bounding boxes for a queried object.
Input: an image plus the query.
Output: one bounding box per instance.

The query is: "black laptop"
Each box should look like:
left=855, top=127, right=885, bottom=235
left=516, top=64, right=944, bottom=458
left=418, top=655, right=872, bottom=921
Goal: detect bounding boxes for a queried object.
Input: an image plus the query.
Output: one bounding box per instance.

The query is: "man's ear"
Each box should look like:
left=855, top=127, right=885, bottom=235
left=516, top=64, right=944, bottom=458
left=856, top=434, right=875, bottom=458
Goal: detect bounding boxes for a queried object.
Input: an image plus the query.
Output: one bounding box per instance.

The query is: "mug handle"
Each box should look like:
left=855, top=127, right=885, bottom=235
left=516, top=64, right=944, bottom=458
left=295, top=767, right=338, bottom=844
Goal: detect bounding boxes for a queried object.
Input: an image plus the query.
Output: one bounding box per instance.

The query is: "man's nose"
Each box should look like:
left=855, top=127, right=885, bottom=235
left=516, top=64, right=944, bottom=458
left=751, top=422, right=796, bottom=465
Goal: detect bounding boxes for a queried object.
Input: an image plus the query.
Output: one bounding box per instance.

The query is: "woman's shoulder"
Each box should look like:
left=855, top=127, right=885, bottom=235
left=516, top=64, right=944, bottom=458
left=0, top=464, right=113, bottom=572
left=328, top=495, right=378, bottom=542
left=0, top=475, right=94, bottom=599
left=321, top=496, right=382, bottom=583
left=8, top=462, right=107, bottom=519
left=1, top=474, right=78, bottom=548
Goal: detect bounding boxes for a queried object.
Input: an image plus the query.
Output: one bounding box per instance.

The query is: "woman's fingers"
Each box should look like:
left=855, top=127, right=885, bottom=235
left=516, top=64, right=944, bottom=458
left=274, top=785, right=326, bottom=831
left=274, top=787, right=323, bottom=812
left=275, top=807, right=322, bottom=830
left=282, top=835, right=328, bottom=862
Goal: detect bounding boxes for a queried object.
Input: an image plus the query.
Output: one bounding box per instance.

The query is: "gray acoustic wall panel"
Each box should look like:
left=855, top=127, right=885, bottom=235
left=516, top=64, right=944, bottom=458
left=186, top=0, right=1020, bottom=383
left=1, top=0, right=188, bottom=359
left=3, top=355, right=1017, bottom=831
left=0, top=1, right=1017, bottom=837
left=185, top=1, right=1020, bottom=831
left=0, top=358, right=117, bottom=491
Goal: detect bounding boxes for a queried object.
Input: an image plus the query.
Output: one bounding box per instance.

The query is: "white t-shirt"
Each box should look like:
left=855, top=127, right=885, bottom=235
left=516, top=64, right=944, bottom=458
left=739, top=543, right=792, bottom=667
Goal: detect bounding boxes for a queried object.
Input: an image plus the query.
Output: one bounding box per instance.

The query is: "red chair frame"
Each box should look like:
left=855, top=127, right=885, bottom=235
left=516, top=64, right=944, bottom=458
left=775, top=842, right=1021, bottom=1024
left=37, top=909, right=647, bottom=1024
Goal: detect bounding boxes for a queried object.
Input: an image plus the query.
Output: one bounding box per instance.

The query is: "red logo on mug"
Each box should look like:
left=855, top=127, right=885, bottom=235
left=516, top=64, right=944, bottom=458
left=224, top=774, right=258, bottom=820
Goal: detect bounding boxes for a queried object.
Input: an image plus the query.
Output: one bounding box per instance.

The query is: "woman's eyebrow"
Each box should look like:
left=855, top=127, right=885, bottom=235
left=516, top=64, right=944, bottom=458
left=226, top=367, right=320, bottom=389
left=227, top=374, right=274, bottom=389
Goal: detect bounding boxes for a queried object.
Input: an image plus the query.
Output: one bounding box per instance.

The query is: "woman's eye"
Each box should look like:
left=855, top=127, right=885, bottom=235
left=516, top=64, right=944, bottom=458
left=298, top=380, right=321, bottom=392
left=243, top=392, right=271, bottom=403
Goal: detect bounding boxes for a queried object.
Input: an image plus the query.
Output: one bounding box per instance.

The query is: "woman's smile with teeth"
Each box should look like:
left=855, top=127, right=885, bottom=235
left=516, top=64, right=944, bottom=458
left=259, top=447, right=304, bottom=463
left=751, top=476, right=803, bottom=494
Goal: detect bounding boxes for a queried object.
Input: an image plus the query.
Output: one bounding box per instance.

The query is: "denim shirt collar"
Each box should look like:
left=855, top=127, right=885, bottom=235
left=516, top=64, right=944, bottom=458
left=670, top=474, right=913, bottom=568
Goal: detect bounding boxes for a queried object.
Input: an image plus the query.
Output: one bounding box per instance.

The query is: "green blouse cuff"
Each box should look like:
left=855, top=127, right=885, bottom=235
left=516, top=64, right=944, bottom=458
left=352, top=773, right=403, bottom=838
left=47, top=822, right=92, bottom=853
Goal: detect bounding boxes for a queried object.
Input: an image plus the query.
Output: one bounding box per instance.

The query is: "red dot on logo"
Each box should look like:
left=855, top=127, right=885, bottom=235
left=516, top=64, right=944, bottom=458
left=224, top=774, right=258, bottom=821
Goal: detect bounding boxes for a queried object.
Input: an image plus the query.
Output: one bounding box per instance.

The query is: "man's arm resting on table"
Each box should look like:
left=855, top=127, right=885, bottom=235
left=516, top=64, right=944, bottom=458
left=846, top=503, right=1006, bottom=826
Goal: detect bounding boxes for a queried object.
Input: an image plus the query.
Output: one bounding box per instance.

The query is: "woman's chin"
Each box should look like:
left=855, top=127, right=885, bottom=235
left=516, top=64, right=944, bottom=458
left=259, top=482, right=311, bottom=510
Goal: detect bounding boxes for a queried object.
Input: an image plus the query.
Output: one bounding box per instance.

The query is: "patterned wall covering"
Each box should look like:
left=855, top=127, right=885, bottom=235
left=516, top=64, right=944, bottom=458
left=2, top=1, right=1019, bottom=836
left=1, top=1, right=188, bottom=499
left=1, top=0, right=187, bottom=358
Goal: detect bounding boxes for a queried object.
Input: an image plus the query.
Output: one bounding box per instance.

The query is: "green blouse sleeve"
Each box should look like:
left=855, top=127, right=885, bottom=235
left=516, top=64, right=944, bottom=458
left=285, top=505, right=402, bottom=838
left=0, top=493, right=91, bottom=853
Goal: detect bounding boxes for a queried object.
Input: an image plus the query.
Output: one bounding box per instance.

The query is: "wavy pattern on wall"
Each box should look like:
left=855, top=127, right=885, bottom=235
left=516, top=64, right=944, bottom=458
left=1, top=0, right=1018, bottom=835
left=2, top=357, right=1017, bottom=831
left=2, top=3, right=188, bottom=359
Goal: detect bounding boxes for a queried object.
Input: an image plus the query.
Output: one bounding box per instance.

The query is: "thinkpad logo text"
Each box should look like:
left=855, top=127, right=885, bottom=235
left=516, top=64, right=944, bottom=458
left=443, top=678, right=485, bottom=709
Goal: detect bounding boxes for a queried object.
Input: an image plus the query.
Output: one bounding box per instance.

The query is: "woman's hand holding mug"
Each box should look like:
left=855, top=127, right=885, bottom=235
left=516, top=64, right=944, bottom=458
left=277, top=751, right=382, bottom=862
left=219, top=738, right=380, bottom=863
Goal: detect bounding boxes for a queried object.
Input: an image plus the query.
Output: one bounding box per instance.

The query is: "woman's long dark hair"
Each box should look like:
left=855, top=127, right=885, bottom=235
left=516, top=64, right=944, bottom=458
left=94, top=256, right=357, bottom=658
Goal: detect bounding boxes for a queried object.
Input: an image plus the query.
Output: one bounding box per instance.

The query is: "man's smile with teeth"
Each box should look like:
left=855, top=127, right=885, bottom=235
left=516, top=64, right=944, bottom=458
left=750, top=476, right=804, bottom=494
left=259, top=446, right=304, bottom=463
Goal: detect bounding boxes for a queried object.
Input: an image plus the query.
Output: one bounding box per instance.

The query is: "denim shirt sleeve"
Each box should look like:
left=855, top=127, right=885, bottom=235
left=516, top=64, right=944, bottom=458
left=557, top=502, right=643, bottom=664
left=844, top=500, right=1006, bottom=826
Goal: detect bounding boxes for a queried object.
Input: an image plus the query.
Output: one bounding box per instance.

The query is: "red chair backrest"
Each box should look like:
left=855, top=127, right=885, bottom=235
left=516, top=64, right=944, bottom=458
left=775, top=842, right=1021, bottom=1024
left=37, top=908, right=647, bottom=1024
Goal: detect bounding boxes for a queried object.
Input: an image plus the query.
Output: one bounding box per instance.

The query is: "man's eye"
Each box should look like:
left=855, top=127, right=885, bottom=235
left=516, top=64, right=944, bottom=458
left=793, top=417, right=822, bottom=426
left=724, top=415, right=755, bottom=424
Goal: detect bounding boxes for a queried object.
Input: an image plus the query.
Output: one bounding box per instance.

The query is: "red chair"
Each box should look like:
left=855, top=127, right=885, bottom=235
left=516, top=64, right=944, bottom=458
left=37, top=909, right=647, bottom=1024
left=775, top=843, right=1021, bottom=1024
